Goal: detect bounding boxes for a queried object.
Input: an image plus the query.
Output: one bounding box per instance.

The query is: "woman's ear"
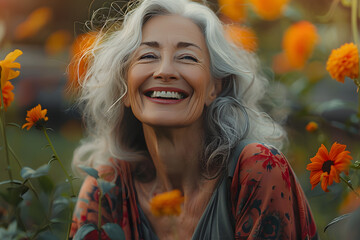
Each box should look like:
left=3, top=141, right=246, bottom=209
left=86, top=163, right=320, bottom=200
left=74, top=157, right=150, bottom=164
left=205, top=78, right=222, bottom=106
left=123, top=93, right=131, bottom=107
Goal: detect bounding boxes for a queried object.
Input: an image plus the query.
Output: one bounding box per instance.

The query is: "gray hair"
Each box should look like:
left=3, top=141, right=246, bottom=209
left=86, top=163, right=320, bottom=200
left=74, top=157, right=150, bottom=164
left=71, top=0, right=287, bottom=178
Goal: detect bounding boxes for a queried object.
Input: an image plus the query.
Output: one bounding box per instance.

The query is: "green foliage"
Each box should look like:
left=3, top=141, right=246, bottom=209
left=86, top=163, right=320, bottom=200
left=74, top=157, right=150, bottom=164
left=101, top=223, right=126, bottom=240
left=73, top=223, right=97, bottom=240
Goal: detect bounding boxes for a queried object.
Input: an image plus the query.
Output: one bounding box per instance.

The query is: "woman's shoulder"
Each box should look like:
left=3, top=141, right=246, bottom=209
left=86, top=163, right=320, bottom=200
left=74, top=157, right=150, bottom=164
left=233, top=142, right=292, bottom=189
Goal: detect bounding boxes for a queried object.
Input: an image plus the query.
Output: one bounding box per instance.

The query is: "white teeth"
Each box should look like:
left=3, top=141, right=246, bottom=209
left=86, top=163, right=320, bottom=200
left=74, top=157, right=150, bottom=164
left=150, top=91, right=183, bottom=99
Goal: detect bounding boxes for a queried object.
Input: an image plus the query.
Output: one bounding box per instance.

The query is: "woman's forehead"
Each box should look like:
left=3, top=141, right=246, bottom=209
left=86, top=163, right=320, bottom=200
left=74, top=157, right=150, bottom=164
left=141, top=15, right=206, bottom=48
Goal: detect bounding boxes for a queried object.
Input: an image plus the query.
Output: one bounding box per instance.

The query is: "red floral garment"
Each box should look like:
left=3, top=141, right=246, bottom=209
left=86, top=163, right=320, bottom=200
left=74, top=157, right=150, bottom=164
left=70, top=143, right=318, bottom=239
left=231, top=143, right=318, bottom=239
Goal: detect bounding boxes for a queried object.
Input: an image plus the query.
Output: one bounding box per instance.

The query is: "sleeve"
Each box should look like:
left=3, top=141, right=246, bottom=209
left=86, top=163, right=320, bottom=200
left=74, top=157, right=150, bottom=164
left=231, top=143, right=318, bottom=240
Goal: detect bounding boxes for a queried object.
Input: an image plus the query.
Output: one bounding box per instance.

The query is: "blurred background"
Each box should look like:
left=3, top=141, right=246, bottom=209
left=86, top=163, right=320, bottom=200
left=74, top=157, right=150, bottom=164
left=1, top=0, right=360, bottom=239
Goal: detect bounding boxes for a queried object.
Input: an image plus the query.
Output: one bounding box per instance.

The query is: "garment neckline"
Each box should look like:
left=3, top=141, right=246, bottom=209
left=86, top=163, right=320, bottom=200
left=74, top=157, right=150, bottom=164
left=134, top=173, right=226, bottom=240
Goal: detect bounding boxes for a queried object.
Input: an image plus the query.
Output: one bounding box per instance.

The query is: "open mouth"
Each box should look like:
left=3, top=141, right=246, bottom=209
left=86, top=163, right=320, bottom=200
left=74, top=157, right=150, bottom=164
left=144, top=90, right=188, bottom=100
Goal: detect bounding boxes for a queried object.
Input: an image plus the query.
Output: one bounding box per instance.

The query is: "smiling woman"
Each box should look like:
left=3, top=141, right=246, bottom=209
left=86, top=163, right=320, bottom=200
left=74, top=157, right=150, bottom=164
left=69, top=0, right=318, bottom=239
left=125, top=15, right=217, bottom=128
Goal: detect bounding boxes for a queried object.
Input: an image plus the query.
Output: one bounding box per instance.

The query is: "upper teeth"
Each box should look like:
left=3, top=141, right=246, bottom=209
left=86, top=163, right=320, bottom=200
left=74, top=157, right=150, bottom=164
left=150, top=91, right=183, bottom=99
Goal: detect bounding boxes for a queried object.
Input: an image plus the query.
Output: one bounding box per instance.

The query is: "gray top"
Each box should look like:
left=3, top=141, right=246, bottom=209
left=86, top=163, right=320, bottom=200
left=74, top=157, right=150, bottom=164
left=137, top=141, right=250, bottom=240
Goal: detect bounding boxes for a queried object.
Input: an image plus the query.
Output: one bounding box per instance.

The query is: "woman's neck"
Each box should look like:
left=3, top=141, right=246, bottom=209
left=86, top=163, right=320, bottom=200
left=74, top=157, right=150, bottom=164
left=142, top=121, right=205, bottom=194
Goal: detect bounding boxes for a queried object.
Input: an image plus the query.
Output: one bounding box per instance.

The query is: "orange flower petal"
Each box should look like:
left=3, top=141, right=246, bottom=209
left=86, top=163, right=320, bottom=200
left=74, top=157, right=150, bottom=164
left=306, top=162, right=323, bottom=171
left=1, top=81, right=14, bottom=110
left=67, top=32, right=97, bottom=93
left=282, top=21, right=319, bottom=69
left=310, top=171, right=322, bottom=188
left=249, top=0, right=289, bottom=20
left=218, top=0, right=247, bottom=22
left=14, top=7, right=53, bottom=40
left=305, top=121, right=318, bottom=132
left=320, top=173, right=329, bottom=192
left=0, top=49, right=22, bottom=88
left=45, top=30, right=72, bottom=55
left=224, top=25, right=258, bottom=52
left=326, top=43, right=359, bottom=83
left=307, top=142, right=352, bottom=193
left=22, top=104, right=49, bottom=130
left=150, top=190, right=185, bottom=217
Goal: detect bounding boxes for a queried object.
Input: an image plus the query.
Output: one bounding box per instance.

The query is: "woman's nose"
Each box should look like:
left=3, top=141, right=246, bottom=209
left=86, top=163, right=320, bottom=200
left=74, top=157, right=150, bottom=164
left=153, top=57, right=179, bottom=81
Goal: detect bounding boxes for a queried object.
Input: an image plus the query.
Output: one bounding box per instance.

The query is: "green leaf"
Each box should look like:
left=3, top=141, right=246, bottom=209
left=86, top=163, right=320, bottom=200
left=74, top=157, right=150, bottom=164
left=20, top=165, right=50, bottom=179
left=79, top=165, right=99, bottom=179
left=324, top=213, right=352, bottom=232
left=38, top=230, right=60, bottom=240
left=38, top=175, right=54, bottom=193
left=1, top=184, right=29, bottom=206
left=52, top=197, right=69, bottom=217
left=101, top=223, right=125, bottom=240
left=6, top=123, right=22, bottom=129
left=314, top=99, right=355, bottom=115
left=97, top=179, right=116, bottom=195
left=42, top=144, right=51, bottom=150
left=73, top=223, right=97, bottom=240
left=0, top=180, right=23, bottom=186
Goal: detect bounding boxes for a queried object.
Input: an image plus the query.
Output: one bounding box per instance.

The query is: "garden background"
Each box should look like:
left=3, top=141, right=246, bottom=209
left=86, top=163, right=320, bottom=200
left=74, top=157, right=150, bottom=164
left=1, top=0, right=360, bottom=239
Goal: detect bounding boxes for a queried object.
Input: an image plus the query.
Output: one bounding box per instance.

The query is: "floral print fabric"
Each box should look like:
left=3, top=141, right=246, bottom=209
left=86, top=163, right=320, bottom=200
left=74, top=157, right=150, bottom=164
left=70, top=143, right=318, bottom=239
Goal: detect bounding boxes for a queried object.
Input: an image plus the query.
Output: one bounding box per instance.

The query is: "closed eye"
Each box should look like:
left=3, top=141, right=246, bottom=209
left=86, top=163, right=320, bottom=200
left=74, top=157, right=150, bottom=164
left=180, top=55, right=198, bottom=62
left=139, top=54, right=158, bottom=60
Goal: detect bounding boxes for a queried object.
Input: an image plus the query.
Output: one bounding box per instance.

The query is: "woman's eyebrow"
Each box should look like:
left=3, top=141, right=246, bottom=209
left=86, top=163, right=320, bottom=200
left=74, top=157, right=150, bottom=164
left=176, top=41, right=202, bottom=51
left=140, top=41, right=202, bottom=51
left=140, top=41, right=159, bottom=48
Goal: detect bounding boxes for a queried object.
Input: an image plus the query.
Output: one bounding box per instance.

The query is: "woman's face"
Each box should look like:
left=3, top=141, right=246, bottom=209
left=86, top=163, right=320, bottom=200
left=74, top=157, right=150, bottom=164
left=126, top=15, right=218, bottom=127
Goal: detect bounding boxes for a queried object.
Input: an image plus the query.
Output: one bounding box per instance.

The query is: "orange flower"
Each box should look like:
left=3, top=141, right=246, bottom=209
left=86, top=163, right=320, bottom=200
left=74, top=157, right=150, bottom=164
left=283, top=21, right=319, bottom=69
left=1, top=81, right=14, bottom=110
left=22, top=104, right=49, bottom=130
left=0, top=49, right=22, bottom=89
left=326, top=42, right=359, bottom=83
left=249, top=0, right=289, bottom=20
left=224, top=25, right=258, bottom=52
left=67, top=32, right=97, bottom=92
left=150, top=190, right=184, bottom=217
left=306, top=121, right=318, bottom=132
left=45, top=30, right=72, bottom=55
left=14, top=7, right=53, bottom=40
left=218, top=0, right=247, bottom=22
left=307, top=142, right=352, bottom=192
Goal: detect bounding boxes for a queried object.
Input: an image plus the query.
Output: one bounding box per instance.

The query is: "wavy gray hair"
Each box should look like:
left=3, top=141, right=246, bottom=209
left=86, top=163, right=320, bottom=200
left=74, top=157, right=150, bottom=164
left=71, top=0, right=287, bottom=178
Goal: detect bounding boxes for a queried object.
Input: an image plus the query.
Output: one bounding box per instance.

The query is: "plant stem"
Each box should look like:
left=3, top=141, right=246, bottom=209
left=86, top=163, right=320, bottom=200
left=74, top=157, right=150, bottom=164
left=340, top=175, right=360, bottom=197
left=8, top=144, right=23, bottom=168
left=0, top=93, right=13, bottom=183
left=352, top=0, right=360, bottom=116
left=98, top=190, right=102, bottom=240
left=42, top=127, right=75, bottom=196
left=352, top=0, right=359, bottom=46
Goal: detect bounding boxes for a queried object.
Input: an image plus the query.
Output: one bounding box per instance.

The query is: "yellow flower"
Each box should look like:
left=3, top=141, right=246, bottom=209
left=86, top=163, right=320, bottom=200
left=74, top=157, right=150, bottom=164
left=283, top=21, right=319, bottom=69
left=224, top=25, right=258, bottom=52
left=14, top=7, right=53, bottom=40
left=1, top=81, right=14, bottom=110
left=306, top=121, right=318, bottom=132
left=218, top=0, right=247, bottom=22
left=249, top=0, right=289, bottom=20
left=326, top=42, right=359, bottom=83
left=0, top=49, right=22, bottom=89
left=150, top=190, right=184, bottom=217
left=22, top=104, right=49, bottom=130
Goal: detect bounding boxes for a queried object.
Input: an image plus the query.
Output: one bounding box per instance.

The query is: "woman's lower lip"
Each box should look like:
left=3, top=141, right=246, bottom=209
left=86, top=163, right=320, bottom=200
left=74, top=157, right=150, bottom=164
left=145, top=96, right=185, bottom=104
